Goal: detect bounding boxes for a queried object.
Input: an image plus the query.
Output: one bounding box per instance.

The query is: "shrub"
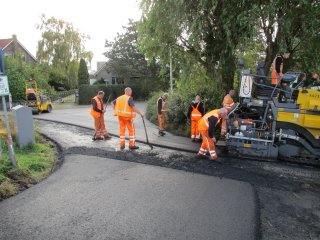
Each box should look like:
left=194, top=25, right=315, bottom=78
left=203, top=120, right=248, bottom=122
left=146, top=62, right=225, bottom=136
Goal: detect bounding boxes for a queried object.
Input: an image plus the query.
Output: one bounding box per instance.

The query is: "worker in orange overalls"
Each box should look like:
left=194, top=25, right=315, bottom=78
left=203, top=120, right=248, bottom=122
left=113, top=87, right=144, bottom=150
left=187, top=95, right=204, bottom=142
left=90, top=91, right=110, bottom=140
left=157, top=93, right=168, bottom=136
left=222, top=90, right=236, bottom=112
left=197, top=108, right=228, bottom=161
left=271, top=52, right=290, bottom=85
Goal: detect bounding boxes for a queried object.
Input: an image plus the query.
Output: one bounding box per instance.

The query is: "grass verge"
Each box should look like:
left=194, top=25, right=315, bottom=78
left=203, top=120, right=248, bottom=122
left=0, top=121, right=57, bottom=200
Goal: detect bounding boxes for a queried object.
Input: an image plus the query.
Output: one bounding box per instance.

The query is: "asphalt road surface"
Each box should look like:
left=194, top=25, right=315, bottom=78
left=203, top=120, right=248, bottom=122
left=0, top=155, right=256, bottom=240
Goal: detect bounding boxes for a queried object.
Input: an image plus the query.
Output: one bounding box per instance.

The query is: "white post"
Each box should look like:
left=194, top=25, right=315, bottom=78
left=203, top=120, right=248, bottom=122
left=2, top=96, right=16, bottom=167
left=169, top=46, right=173, bottom=93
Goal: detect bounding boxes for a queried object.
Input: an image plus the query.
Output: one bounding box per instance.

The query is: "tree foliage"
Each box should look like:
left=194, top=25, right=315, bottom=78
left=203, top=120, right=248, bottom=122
left=256, top=0, right=320, bottom=74
left=138, top=0, right=255, bottom=91
left=78, top=58, right=89, bottom=85
left=139, top=0, right=320, bottom=91
left=36, top=15, right=93, bottom=89
left=104, top=20, right=163, bottom=90
left=4, top=56, right=51, bottom=101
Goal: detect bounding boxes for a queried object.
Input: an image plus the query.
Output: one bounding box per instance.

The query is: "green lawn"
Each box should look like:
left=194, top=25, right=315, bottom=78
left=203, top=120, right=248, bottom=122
left=0, top=123, right=57, bottom=200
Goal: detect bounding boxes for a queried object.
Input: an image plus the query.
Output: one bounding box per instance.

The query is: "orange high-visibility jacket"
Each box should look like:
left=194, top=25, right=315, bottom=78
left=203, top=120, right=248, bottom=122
left=191, top=102, right=202, bottom=121
left=90, top=96, right=103, bottom=118
left=114, top=94, right=136, bottom=118
left=198, top=109, right=220, bottom=132
left=271, top=56, right=283, bottom=85
left=222, top=94, right=234, bottom=110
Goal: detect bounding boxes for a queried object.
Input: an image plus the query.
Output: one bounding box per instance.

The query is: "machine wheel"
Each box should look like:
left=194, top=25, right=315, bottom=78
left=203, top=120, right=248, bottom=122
left=46, top=104, right=53, bottom=113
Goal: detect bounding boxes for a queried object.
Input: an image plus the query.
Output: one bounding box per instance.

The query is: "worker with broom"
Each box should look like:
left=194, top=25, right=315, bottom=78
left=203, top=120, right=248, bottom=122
left=113, top=87, right=144, bottom=150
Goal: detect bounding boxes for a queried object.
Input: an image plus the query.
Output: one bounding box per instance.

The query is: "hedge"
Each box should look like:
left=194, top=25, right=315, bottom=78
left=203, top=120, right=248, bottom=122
left=78, top=84, right=150, bottom=105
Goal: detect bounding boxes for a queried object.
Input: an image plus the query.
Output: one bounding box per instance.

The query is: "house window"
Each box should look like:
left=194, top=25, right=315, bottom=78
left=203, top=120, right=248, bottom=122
left=112, top=77, right=117, bottom=84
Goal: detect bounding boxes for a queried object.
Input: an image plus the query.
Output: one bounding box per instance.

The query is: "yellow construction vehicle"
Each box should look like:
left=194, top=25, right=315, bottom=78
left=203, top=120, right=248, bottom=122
left=226, top=72, right=320, bottom=164
left=25, top=79, right=53, bottom=114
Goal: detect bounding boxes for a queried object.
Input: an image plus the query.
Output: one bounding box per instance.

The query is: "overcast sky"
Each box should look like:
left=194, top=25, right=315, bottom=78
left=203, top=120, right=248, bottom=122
left=1, top=0, right=141, bottom=70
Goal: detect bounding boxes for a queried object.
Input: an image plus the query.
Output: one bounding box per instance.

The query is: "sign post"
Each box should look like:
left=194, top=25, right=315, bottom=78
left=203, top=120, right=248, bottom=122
left=0, top=48, right=16, bottom=167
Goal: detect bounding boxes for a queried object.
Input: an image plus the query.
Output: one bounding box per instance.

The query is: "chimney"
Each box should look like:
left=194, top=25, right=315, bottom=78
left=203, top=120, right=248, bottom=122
left=12, top=34, right=17, bottom=56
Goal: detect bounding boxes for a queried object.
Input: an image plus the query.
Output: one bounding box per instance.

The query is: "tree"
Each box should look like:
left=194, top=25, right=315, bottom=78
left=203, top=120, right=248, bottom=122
left=36, top=15, right=93, bottom=89
left=255, top=0, right=320, bottom=74
left=138, top=0, right=255, bottom=92
left=104, top=20, right=162, bottom=91
left=78, top=58, right=89, bottom=85
left=4, top=56, right=51, bottom=101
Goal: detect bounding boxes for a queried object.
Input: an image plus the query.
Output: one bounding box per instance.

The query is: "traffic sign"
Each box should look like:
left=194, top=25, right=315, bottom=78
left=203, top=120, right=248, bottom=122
left=0, top=75, right=10, bottom=96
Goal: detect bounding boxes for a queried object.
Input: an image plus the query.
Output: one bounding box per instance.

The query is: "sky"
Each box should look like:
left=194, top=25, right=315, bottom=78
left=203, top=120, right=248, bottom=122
left=1, top=0, right=141, bottom=71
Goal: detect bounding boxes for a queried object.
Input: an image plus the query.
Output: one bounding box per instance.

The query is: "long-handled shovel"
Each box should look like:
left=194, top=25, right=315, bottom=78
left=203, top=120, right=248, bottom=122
left=141, top=116, right=153, bottom=150
left=93, top=95, right=111, bottom=140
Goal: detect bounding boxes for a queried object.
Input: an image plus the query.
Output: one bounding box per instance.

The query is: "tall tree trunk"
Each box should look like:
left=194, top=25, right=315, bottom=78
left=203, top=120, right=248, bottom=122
left=221, top=52, right=236, bottom=93
left=264, top=42, right=278, bottom=76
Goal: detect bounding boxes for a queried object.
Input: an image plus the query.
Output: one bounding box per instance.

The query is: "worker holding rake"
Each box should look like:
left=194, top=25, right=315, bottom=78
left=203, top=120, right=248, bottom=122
left=90, top=91, right=111, bottom=140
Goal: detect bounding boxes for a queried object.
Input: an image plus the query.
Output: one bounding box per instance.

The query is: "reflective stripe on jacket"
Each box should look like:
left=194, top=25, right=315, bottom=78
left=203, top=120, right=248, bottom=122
left=90, top=96, right=103, bottom=118
left=114, top=94, right=136, bottom=118
left=191, top=102, right=202, bottom=120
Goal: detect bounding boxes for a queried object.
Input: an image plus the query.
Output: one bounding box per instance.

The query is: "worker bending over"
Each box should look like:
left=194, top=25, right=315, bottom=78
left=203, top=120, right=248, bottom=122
left=197, top=108, right=228, bottom=161
left=113, top=87, right=144, bottom=150
left=222, top=90, right=236, bottom=111
left=157, top=93, right=168, bottom=136
left=187, top=95, right=204, bottom=142
left=271, top=52, right=290, bottom=85
left=90, top=91, right=110, bottom=140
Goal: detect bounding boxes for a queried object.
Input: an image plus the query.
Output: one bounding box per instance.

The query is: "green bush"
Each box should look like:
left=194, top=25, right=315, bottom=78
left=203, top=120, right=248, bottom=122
left=79, top=84, right=151, bottom=105
left=146, top=64, right=225, bottom=137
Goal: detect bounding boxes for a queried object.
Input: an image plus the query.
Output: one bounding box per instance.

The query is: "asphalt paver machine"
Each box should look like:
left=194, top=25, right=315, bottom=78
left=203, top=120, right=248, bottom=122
left=225, top=71, right=320, bottom=164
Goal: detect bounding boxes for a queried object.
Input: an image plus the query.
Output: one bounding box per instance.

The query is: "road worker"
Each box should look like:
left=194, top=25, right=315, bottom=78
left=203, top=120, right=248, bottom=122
left=187, top=95, right=204, bottom=142
left=271, top=52, right=290, bottom=85
left=90, top=91, right=110, bottom=140
left=113, top=87, right=144, bottom=150
left=197, top=108, right=228, bottom=161
left=157, top=93, right=168, bottom=136
left=222, top=90, right=236, bottom=112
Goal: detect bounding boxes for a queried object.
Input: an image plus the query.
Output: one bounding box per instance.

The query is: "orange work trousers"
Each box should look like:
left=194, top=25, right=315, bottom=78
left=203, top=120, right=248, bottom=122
left=158, top=114, right=166, bottom=130
left=198, top=131, right=217, bottom=160
left=191, top=119, right=201, bottom=140
left=93, top=115, right=108, bottom=138
left=271, top=71, right=280, bottom=85
left=118, top=116, right=136, bottom=147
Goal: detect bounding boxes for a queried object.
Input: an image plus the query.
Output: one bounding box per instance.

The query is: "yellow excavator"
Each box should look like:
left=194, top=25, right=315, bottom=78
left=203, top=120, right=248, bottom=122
left=25, top=79, right=52, bottom=114
left=226, top=72, right=320, bottom=164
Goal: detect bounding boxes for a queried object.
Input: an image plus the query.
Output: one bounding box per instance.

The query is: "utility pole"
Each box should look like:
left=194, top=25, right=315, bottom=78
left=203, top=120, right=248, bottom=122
left=169, top=46, right=173, bottom=93
left=0, top=48, right=16, bottom=167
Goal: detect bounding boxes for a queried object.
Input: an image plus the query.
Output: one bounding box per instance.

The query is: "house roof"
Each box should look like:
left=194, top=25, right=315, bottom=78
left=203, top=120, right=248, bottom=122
left=0, top=38, right=12, bottom=49
left=94, top=62, right=108, bottom=76
left=0, top=37, right=37, bottom=61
